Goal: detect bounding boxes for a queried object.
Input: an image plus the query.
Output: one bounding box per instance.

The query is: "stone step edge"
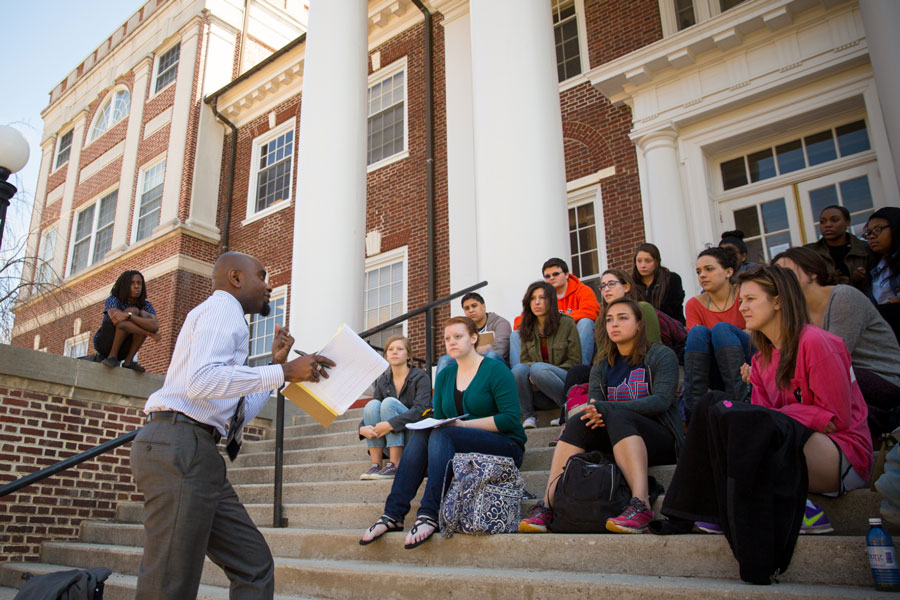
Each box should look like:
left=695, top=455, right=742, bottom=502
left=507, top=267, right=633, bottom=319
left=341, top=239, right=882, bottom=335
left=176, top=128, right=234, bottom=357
left=14, top=546, right=885, bottom=598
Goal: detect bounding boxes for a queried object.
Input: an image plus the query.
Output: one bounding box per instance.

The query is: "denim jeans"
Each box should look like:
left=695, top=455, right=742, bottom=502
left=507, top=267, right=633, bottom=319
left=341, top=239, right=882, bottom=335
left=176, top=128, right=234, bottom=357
left=512, top=362, right=568, bottom=420
left=575, top=317, right=595, bottom=365
left=362, top=397, right=408, bottom=448
left=383, top=426, right=524, bottom=520
left=683, top=322, right=753, bottom=418
left=435, top=351, right=505, bottom=376
left=509, top=330, right=521, bottom=368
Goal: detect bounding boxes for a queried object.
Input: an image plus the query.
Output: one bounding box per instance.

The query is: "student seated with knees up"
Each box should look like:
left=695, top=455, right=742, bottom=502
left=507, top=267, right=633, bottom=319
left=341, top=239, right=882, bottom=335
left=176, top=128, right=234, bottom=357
left=865, top=207, right=900, bottom=342
left=738, top=265, right=872, bottom=531
left=510, top=258, right=600, bottom=366
left=519, top=298, right=682, bottom=534
left=683, top=247, right=753, bottom=419
left=94, top=270, right=159, bottom=372
left=632, top=243, right=686, bottom=325
left=359, top=317, right=525, bottom=549
left=358, top=335, right=432, bottom=480
left=773, top=247, right=900, bottom=438
left=805, top=204, right=871, bottom=291
left=435, top=292, right=511, bottom=375
left=719, top=230, right=759, bottom=274
left=512, top=281, right=581, bottom=429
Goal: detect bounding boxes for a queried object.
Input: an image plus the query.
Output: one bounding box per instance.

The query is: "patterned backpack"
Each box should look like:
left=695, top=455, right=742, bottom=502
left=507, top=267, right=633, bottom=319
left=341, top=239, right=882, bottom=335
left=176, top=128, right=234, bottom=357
left=439, top=452, right=525, bottom=537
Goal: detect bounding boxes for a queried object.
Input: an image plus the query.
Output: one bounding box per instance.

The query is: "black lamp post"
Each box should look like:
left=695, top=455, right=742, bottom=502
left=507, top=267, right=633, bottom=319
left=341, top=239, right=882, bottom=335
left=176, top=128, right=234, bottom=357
left=0, top=125, right=30, bottom=252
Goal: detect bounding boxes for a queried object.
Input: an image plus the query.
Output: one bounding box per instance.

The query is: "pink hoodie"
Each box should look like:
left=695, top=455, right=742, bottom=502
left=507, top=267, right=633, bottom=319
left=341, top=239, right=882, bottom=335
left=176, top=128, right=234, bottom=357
left=749, top=325, right=872, bottom=482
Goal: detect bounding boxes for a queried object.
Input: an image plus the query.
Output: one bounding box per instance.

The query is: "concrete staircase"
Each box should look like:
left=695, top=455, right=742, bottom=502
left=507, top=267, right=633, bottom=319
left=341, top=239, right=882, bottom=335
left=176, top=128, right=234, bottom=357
left=0, top=408, right=893, bottom=598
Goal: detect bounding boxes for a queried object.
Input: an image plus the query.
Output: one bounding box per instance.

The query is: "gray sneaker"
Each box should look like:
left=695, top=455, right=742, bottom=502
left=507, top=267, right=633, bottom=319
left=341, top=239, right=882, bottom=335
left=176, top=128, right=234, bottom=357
left=523, top=417, right=537, bottom=429
left=372, top=462, right=397, bottom=479
left=360, top=464, right=381, bottom=480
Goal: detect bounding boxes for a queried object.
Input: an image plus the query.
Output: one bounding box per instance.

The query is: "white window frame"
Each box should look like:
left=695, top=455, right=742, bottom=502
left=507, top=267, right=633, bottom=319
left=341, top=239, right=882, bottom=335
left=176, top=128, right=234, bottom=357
left=243, top=118, right=296, bottom=225
left=151, top=41, right=181, bottom=97
left=64, top=331, right=91, bottom=359
left=658, top=0, right=746, bottom=37
left=367, top=58, right=409, bottom=173
left=36, top=227, right=57, bottom=285
left=54, top=129, right=74, bottom=172
left=567, top=184, right=608, bottom=284
left=67, top=187, right=118, bottom=276
left=247, top=285, right=288, bottom=368
left=132, top=155, right=167, bottom=243
left=364, top=245, right=409, bottom=345
left=87, top=86, right=131, bottom=144
left=553, top=0, right=591, bottom=88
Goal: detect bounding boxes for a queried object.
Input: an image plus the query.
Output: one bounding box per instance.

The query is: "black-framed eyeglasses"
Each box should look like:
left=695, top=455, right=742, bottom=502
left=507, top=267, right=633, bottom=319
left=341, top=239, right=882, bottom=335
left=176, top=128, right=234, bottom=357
left=598, top=281, right=624, bottom=291
left=543, top=271, right=564, bottom=279
left=862, top=225, right=890, bottom=239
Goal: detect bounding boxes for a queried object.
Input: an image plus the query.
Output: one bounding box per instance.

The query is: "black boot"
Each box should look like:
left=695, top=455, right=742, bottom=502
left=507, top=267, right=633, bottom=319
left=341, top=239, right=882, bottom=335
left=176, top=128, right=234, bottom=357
left=683, top=351, right=712, bottom=420
left=715, top=344, right=751, bottom=403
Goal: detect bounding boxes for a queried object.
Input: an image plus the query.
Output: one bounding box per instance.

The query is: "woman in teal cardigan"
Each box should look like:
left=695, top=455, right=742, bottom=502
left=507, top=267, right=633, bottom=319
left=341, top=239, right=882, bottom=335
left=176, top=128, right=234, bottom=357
left=360, top=316, right=526, bottom=549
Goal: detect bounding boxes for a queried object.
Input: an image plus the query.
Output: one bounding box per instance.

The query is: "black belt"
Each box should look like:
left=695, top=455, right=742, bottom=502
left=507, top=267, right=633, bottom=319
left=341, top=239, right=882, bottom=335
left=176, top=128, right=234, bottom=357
left=146, top=410, right=222, bottom=443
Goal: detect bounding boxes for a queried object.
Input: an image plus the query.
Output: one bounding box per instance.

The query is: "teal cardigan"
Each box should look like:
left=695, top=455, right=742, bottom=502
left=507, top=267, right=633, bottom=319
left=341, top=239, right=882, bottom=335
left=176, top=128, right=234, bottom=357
left=433, top=357, right=527, bottom=447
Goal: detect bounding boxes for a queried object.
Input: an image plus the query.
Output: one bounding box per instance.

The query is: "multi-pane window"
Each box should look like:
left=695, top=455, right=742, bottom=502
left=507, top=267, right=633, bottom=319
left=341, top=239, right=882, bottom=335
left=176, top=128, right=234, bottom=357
left=248, top=292, right=286, bottom=367
left=55, top=130, right=73, bottom=170
left=89, top=89, right=130, bottom=142
left=364, top=258, right=405, bottom=350
left=155, top=43, right=180, bottom=93
left=70, top=191, right=116, bottom=274
left=720, top=120, right=871, bottom=191
left=552, top=0, right=582, bottom=82
left=809, top=175, right=875, bottom=238
left=568, top=202, right=600, bottom=282
left=255, top=129, right=293, bottom=213
left=367, top=66, right=406, bottom=166
left=674, top=0, right=696, bottom=30
left=732, top=199, right=792, bottom=264
left=37, top=229, right=57, bottom=285
left=136, top=161, right=165, bottom=241
left=64, top=333, right=91, bottom=359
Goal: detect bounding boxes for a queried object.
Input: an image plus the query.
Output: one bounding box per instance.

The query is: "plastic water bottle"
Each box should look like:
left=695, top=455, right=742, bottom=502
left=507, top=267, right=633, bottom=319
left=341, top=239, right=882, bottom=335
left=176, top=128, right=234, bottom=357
left=868, top=518, right=900, bottom=591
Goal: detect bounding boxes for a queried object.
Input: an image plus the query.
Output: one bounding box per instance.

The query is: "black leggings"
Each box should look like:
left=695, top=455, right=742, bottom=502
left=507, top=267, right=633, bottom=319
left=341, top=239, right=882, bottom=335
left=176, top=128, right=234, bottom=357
left=857, top=367, right=900, bottom=436
left=558, top=406, right=678, bottom=466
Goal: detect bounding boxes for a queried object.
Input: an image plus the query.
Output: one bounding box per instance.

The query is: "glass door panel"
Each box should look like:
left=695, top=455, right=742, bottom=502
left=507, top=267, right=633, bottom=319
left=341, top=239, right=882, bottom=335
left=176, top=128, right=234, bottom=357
left=798, top=163, right=882, bottom=241
left=720, top=186, right=802, bottom=264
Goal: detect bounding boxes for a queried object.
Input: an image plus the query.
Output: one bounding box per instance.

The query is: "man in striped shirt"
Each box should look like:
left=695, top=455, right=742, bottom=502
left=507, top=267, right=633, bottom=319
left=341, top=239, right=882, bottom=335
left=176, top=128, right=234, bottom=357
left=131, top=252, right=334, bottom=600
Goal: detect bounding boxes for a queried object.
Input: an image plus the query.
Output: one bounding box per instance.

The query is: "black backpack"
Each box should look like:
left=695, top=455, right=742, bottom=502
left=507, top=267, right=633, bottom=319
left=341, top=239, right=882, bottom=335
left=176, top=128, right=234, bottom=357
left=549, top=451, right=663, bottom=533
left=14, top=568, right=110, bottom=600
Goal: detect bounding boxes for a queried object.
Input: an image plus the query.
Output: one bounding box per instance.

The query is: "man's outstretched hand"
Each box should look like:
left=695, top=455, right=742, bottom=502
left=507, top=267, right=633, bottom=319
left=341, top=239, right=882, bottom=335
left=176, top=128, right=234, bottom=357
left=282, top=353, right=336, bottom=383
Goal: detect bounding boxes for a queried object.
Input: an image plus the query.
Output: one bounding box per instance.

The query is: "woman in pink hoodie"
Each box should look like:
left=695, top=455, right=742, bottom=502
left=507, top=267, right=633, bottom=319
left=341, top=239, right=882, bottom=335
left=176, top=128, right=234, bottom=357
left=736, top=265, right=872, bottom=532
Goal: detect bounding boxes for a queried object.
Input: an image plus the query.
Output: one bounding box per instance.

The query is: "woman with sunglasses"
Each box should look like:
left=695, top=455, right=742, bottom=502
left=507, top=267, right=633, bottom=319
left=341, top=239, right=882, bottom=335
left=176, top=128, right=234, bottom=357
left=773, top=247, right=900, bottom=437
left=864, top=207, right=900, bottom=342
left=519, top=298, right=681, bottom=534
left=512, top=281, right=581, bottom=429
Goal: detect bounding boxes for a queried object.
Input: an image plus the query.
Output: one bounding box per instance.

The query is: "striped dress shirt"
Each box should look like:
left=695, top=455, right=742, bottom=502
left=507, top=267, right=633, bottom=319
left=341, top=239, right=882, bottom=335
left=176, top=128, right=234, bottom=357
left=144, top=290, right=285, bottom=436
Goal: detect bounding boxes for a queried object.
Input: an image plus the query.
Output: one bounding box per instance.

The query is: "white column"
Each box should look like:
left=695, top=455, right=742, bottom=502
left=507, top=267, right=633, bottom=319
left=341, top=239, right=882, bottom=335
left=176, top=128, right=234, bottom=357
left=860, top=0, right=900, bottom=199
left=111, top=55, right=152, bottom=253
left=290, top=0, right=367, bottom=349
left=469, top=0, right=570, bottom=322
left=21, top=138, right=56, bottom=286
left=159, top=18, right=202, bottom=232
left=436, top=0, right=477, bottom=313
left=635, top=127, right=694, bottom=289
left=53, top=112, right=87, bottom=278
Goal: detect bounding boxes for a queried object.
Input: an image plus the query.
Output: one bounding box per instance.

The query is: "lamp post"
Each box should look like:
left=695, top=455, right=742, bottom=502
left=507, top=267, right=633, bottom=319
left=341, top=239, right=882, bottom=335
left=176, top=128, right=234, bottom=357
left=0, top=125, right=31, bottom=251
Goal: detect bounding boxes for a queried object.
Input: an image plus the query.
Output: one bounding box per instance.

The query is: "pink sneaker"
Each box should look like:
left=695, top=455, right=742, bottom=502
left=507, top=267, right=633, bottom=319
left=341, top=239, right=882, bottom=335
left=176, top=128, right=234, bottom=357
left=519, top=502, right=552, bottom=533
left=606, top=497, right=653, bottom=534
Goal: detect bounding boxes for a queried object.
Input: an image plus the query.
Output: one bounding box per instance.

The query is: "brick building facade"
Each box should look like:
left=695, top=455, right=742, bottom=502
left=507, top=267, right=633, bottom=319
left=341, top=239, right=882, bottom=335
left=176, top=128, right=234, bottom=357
left=12, top=0, right=900, bottom=372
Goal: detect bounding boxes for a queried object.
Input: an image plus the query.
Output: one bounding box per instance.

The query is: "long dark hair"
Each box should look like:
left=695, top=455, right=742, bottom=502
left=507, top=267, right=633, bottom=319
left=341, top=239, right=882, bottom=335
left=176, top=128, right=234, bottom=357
left=110, top=270, right=146, bottom=306
left=736, top=265, right=810, bottom=391
left=868, top=207, right=900, bottom=277
left=599, top=268, right=641, bottom=307
left=601, top=298, right=650, bottom=367
left=519, top=281, right=560, bottom=341
left=771, top=247, right=835, bottom=287
left=632, top=243, right=671, bottom=310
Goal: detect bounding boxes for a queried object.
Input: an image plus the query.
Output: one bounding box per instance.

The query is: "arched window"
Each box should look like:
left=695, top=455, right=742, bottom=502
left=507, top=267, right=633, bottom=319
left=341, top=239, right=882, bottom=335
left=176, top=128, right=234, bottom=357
left=89, top=88, right=130, bottom=142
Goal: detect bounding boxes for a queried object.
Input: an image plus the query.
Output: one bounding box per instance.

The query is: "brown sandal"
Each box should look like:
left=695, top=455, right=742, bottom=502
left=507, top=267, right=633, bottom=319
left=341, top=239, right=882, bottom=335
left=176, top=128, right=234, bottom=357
left=359, top=514, right=403, bottom=546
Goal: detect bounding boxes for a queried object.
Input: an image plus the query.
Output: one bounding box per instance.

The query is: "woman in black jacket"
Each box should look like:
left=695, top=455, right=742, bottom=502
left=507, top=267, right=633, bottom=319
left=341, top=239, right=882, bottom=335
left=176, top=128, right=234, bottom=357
left=632, top=243, right=686, bottom=324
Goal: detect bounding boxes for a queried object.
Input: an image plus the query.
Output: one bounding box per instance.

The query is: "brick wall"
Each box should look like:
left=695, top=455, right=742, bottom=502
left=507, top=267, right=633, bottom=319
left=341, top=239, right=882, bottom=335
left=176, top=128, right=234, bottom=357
left=0, top=346, right=267, bottom=563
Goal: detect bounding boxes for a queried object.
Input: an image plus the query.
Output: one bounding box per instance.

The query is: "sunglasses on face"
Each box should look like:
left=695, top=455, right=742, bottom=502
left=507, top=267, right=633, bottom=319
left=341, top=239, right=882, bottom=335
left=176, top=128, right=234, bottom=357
left=862, top=225, right=890, bottom=239
left=543, top=271, right=564, bottom=279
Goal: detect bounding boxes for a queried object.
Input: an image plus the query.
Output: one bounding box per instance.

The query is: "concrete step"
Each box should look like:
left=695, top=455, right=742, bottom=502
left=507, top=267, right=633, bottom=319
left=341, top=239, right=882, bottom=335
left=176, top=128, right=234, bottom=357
left=77, top=521, right=875, bottom=587
left=277, top=418, right=362, bottom=439
left=0, top=562, right=304, bottom=600
left=21, top=540, right=892, bottom=597
left=288, top=407, right=364, bottom=429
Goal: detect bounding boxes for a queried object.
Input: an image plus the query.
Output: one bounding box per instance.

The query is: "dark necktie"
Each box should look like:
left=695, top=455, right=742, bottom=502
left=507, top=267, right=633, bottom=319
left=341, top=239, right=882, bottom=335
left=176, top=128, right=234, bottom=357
left=225, top=397, right=245, bottom=461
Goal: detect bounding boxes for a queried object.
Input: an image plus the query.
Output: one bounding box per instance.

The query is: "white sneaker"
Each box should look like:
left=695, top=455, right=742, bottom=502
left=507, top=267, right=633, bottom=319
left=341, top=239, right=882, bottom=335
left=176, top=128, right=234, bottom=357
left=550, top=418, right=562, bottom=426
left=523, top=417, right=537, bottom=429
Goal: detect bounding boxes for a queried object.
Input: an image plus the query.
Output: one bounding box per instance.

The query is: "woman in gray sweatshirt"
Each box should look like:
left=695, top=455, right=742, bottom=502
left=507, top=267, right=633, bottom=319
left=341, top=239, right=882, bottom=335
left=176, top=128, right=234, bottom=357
left=774, top=247, right=900, bottom=436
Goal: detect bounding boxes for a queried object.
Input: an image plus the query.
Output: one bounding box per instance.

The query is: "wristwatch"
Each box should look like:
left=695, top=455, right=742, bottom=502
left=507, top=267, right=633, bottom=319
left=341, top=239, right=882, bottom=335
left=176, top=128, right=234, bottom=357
left=126, top=312, right=133, bottom=320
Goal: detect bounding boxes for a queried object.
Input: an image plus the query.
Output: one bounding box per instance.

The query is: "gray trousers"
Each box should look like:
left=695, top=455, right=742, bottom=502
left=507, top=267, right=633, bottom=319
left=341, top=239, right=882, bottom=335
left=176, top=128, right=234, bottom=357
left=130, top=417, right=274, bottom=600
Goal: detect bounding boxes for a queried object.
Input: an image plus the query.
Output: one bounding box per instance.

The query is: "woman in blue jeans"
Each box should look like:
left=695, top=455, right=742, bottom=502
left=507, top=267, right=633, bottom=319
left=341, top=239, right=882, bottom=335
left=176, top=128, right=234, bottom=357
left=357, top=335, right=432, bottom=480
left=512, top=281, right=581, bottom=429
left=683, top=247, right=753, bottom=419
left=359, top=317, right=526, bottom=549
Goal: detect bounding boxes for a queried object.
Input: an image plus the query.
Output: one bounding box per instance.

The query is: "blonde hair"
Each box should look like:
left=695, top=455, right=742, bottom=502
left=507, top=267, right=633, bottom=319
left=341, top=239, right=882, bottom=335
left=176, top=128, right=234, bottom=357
left=382, top=335, right=412, bottom=360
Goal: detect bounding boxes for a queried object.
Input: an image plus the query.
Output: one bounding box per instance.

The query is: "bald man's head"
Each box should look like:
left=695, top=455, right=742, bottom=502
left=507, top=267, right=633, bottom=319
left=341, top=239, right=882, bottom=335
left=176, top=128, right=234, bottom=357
left=212, top=252, right=271, bottom=315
